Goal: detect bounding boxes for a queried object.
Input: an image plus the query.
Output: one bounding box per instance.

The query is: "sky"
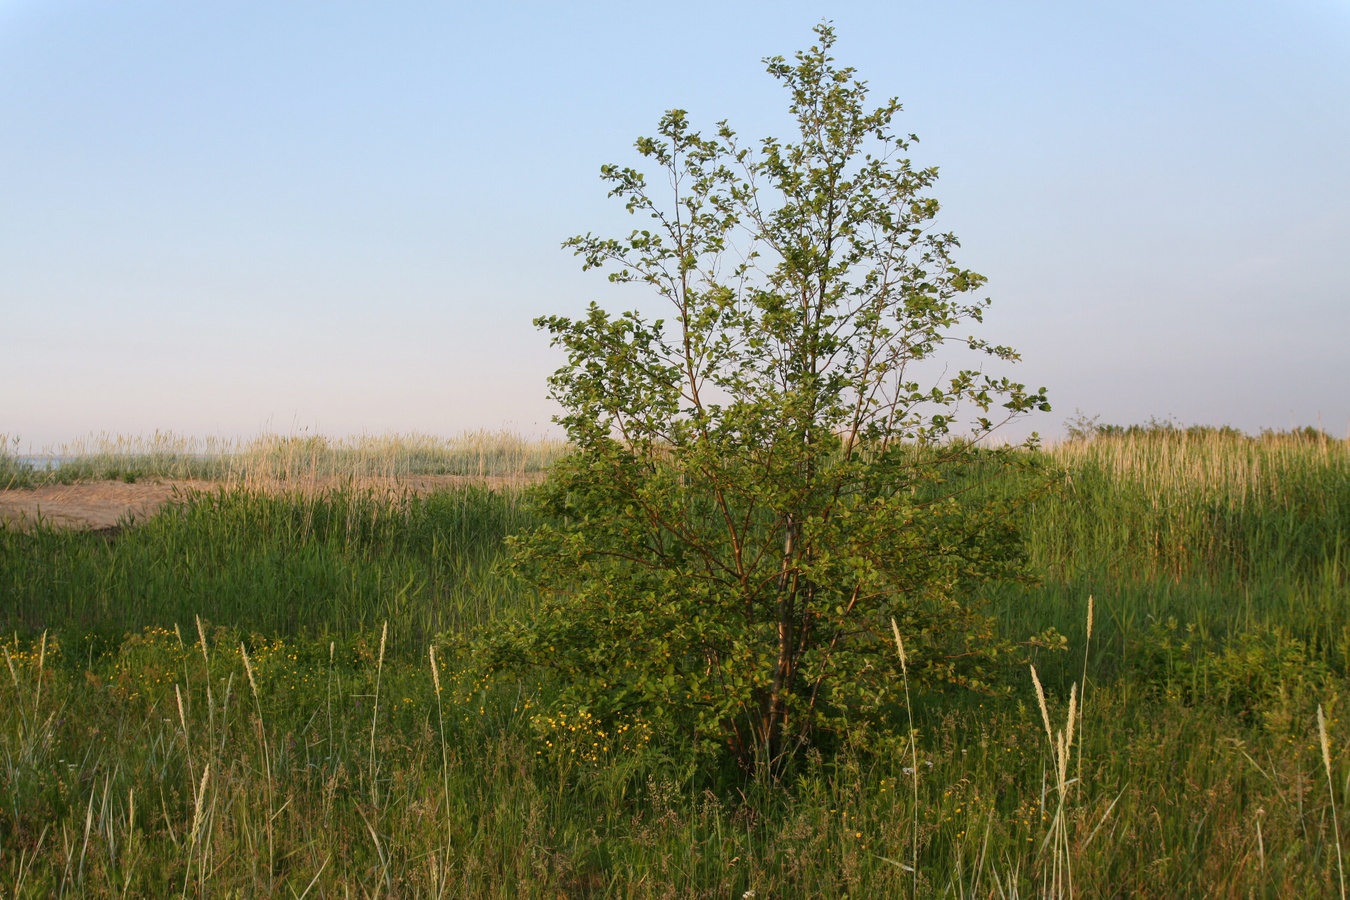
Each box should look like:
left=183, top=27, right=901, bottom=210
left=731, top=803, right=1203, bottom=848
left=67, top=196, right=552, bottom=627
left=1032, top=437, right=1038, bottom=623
left=2, top=0, right=1348, bottom=450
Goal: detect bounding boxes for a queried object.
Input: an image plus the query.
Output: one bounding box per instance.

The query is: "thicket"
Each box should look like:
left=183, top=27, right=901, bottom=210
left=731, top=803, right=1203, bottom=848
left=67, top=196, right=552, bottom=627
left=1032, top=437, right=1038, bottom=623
left=491, top=24, right=1049, bottom=779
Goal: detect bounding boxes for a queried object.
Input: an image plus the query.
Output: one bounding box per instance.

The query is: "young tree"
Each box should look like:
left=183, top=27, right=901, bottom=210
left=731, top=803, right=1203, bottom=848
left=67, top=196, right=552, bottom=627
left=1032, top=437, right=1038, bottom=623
left=495, top=24, right=1049, bottom=774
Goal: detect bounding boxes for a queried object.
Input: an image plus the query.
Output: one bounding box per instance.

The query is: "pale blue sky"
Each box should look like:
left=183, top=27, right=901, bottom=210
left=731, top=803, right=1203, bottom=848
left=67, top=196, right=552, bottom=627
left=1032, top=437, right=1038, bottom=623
left=3, top=1, right=1348, bottom=449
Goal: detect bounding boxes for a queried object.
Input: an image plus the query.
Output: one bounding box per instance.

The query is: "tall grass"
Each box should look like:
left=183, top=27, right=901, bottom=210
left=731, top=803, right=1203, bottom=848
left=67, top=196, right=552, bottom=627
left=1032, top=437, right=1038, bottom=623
left=0, top=436, right=30, bottom=491
left=1039, top=428, right=1349, bottom=585
left=0, top=483, right=534, bottom=652
left=1, top=430, right=570, bottom=487
left=2, top=623, right=1343, bottom=895
left=1, top=426, right=1348, bottom=894
left=984, top=429, right=1350, bottom=690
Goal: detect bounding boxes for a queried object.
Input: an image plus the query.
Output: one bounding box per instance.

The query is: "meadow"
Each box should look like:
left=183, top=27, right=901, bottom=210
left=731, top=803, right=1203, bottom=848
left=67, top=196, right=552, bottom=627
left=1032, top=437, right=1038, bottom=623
left=1, top=427, right=1348, bottom=897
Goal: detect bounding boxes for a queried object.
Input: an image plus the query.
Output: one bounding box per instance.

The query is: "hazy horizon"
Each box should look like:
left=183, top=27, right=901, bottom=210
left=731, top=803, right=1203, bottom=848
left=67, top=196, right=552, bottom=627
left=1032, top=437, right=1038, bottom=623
left=4, top=1, right=1348, bottom=449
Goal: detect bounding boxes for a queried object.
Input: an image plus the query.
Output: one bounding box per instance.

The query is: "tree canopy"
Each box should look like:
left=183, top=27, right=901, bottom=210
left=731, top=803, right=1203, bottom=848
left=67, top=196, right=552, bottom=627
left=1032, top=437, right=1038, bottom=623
left=491, top=24, right=1050, bottom=776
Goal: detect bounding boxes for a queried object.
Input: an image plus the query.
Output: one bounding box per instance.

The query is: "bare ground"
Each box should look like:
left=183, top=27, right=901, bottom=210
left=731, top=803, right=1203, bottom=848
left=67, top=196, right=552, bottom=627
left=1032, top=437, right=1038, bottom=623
left=0, top=474, right=541, bottom=532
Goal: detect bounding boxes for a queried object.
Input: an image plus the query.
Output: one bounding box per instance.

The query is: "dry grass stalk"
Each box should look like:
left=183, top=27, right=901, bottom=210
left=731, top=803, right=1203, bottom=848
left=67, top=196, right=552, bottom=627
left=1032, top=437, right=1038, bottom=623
left=240, top=642, right=276, bottom=887
left=369, top=621, right=389, bottom=808
left=1077, top=596, right=1093, bottom=786
left=891, top=618, right=920, bottom=894
left=34, top=631, right=46, bottom=713
left=1320, top=704, right=1346, bottom=900
left=429, top=644, right=453, bottom=898
left=1031, top=664, right=1080, bottom=899
left=195, top=616, right=216, bottom=745
left=182, top=763, right=211, bottom=900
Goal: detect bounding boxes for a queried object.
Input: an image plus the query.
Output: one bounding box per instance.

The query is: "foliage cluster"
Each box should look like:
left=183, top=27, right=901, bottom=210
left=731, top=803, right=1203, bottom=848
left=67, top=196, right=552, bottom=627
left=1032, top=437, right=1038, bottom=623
left=494, top=24, right=1048, bottom=774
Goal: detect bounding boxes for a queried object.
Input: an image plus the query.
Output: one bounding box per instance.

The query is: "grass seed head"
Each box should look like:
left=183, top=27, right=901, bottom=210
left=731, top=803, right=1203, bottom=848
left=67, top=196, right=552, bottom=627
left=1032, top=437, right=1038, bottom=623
left=1320, top=704, right=1333, bottom=777
left=1031, top=665, right=1053, bottom=745
left=175, top=683, right=190, bottom=737
left=1065, top=682, right=1078, bottom=756
left=241, top=644, right=259, bottom=698
left=196, top=615, right=210, bottom=665
left=890, top=617, right=907, bottom=670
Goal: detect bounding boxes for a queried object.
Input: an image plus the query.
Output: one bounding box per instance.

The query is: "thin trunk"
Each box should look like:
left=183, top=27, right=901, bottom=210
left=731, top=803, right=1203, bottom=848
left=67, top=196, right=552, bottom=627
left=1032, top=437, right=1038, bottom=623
left=764, top=515, right=799, bottom=769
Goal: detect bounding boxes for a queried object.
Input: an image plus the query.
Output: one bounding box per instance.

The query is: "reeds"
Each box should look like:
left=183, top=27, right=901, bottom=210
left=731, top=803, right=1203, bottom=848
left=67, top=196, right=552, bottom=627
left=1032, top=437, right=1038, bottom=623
left=0, top=482, right=534, bottom=648
left=1038, top=429, right=1350, bottom=581
left=988, top=427, right=1350, bottom=693
left=2, top=429, right=570, bottom=486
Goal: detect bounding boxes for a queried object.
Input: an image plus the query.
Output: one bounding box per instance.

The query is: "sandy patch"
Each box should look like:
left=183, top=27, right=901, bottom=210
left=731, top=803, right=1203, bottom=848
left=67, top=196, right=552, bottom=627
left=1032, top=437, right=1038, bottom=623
left=0, top=474, right=542, bottom=532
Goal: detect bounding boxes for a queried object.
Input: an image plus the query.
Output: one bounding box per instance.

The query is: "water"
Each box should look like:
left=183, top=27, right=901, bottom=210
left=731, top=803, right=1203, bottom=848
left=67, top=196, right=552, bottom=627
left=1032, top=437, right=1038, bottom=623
left=12, top=455, right=67, bottom=471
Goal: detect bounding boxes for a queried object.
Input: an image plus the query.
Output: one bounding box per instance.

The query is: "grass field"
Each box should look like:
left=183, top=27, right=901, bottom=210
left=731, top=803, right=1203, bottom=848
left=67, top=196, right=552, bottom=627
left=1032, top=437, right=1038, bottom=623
left=1, top=427, right=1348, bottom=896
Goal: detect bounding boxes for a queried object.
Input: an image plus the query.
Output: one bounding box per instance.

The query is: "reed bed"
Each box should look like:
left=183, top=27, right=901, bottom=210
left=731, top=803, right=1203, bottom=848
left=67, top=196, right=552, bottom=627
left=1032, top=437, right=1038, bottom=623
left=1049, top=427, right=1348, bottom=502
left=977, top=429, right=1350, bottom=691
left=0, top=483, right=533, bottom=653
left=1036, top=427, right=1350, bottom=580
left=0, top=426, right=1347, bottom=895
left=0, top=430, right=571, bottom=487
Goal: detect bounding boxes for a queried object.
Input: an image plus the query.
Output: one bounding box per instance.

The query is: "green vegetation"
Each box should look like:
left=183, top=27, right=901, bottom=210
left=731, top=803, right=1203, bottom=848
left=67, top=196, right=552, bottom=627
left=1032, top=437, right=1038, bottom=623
left=1, top=427, right=1348, bottom=895
left=0, top=485, right=530, bottom=652
left=0, top=430, right=569, bottom=488
left=506, top=24, right=1049, bottom=778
